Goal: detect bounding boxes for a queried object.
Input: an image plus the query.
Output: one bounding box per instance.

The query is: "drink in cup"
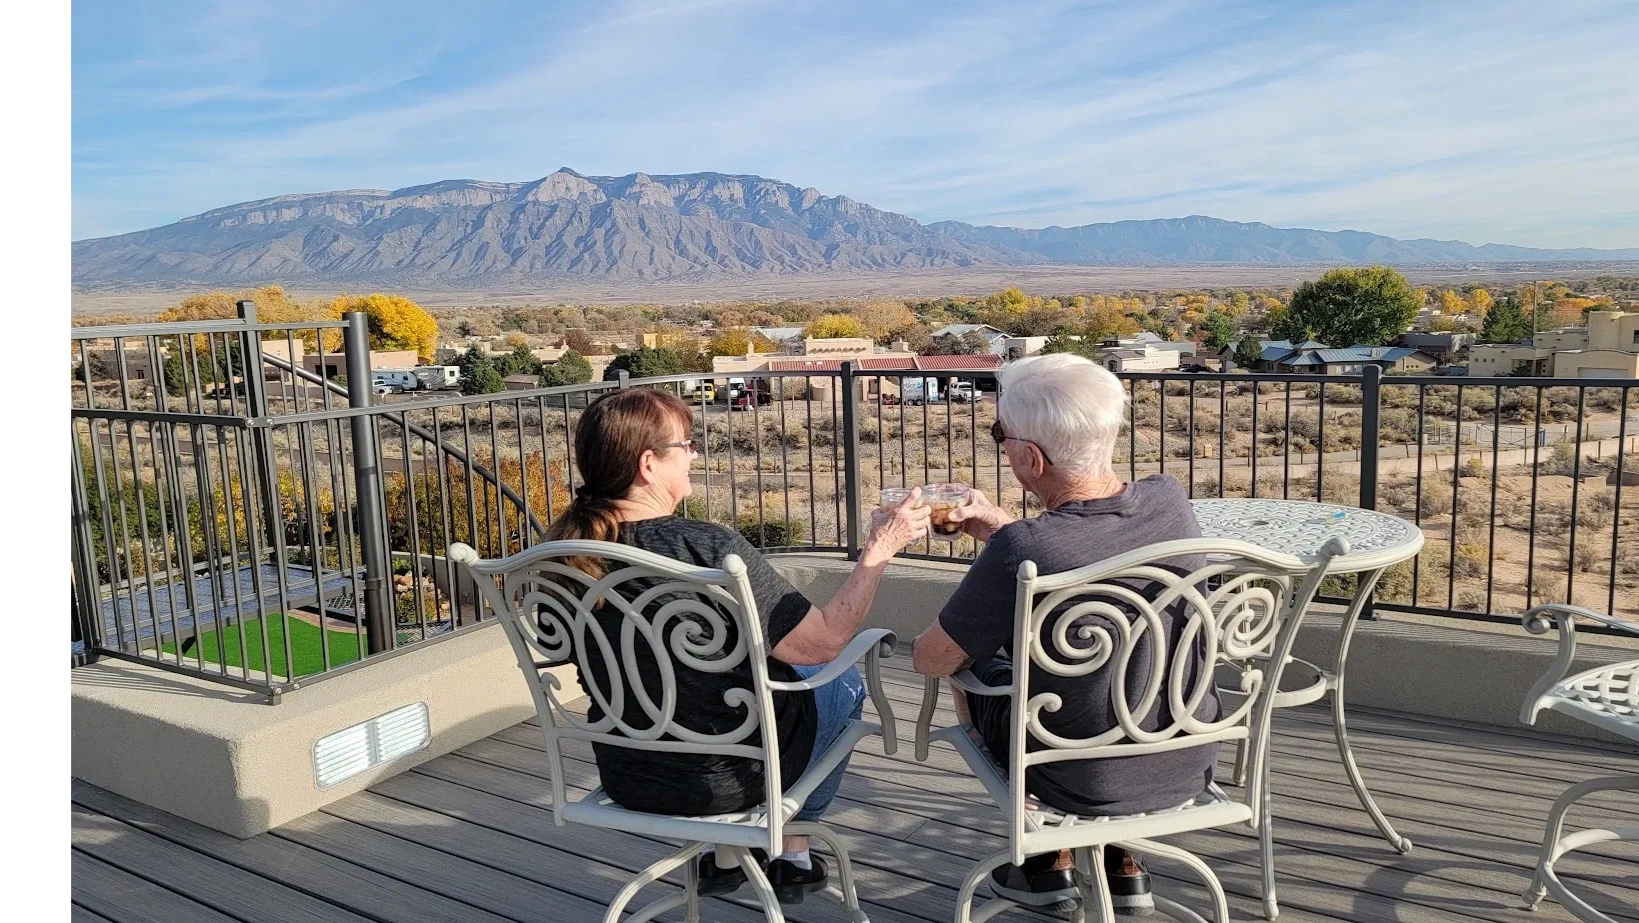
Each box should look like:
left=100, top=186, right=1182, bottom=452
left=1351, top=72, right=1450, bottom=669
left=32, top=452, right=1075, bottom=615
left=923, top=483, right=972, bottom=538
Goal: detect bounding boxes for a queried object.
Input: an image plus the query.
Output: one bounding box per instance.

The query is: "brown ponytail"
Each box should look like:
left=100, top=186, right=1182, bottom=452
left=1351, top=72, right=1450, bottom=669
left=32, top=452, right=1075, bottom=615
left=546, top=388, right=694, bottom=579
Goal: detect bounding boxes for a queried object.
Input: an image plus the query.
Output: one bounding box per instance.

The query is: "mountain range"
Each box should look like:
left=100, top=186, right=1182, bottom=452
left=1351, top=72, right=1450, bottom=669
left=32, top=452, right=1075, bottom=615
left=70, top=168, right=1639, bottom=288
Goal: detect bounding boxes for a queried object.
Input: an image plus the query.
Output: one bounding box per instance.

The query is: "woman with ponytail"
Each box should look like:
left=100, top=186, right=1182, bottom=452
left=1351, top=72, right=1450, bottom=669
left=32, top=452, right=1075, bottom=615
left=548, top=388, right=930, bottom=903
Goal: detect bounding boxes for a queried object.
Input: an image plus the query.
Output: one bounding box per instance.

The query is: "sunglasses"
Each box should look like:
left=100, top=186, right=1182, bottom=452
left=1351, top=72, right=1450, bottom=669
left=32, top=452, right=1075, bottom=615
left=990, top=420, right=1053, bottom=465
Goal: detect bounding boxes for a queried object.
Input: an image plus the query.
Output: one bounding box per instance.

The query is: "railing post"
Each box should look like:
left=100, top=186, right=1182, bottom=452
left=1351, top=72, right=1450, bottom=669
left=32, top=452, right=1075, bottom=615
left=1358, top=365, right=1381, bottom=511
left=344, top=312, right=395, bottom=654
left=840, top=361, right=862, bottom=560
left=1358, top=364, right=1382, bottom=620
left=237, top=301, right=284, bottom=552
left=617, top=370, right=631, bottom=389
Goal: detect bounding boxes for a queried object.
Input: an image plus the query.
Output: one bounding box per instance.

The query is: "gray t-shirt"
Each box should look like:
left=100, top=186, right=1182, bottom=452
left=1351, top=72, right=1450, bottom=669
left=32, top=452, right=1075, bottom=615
left=938, top=475, right=1219, bottom=816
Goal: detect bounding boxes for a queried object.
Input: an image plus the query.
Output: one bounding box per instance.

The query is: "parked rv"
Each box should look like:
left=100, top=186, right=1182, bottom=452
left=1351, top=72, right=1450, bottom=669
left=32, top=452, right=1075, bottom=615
left=900, top=376, right=943, bottom=405
left=412, top=366, right=462, bottom=390
left=372, top=370, right=420, bottom=393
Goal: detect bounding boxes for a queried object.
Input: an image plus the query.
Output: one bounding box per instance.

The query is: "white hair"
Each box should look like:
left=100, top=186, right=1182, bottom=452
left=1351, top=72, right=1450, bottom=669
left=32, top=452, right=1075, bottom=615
left=997, top=353, right=1128, bottom=478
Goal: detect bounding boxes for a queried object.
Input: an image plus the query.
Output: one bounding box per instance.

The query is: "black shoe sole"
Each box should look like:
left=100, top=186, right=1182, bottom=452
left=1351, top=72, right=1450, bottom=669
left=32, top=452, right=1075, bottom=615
left=772, top=877, right=827, bottom=905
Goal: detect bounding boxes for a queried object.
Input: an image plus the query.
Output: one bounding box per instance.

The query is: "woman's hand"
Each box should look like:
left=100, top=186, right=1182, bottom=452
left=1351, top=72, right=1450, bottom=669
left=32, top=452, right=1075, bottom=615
left=862, top=487, right=932, bottom=562
left=946, top=488, right=1013, bottom=542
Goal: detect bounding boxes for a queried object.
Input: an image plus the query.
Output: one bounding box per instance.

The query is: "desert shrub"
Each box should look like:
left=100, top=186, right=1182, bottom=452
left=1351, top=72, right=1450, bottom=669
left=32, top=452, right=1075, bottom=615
left=1452, top=543, right=1489, bottom=579
left=1254, top=474, right=1286, bottom=498
left=1379, top=408, right=1419, bottom=445
left=1320, top=473, right=1360, bottom=506
left=1378, top=478, right=1417, bottom=514
left=1455, top=591, right=1488, bottom=613
left=1380, top=385, right=1418, bottom=409
left=1422, top=391, right=1458, bottom=417
left=1539, top=442, right=1580, bottom=476
left=738, top=517, right=807, bottom=548
left=1192, top=475, right=1220, bottom=498
left=1324, top=384, right=1363, bottom=405
left=675, top=496, right=709, bottom=519
left=1419, top=490, right=1452, bottom=518
left=1574, top=544, right=1600, bottom=572
left=1460, top=457, right=1487, bottom=479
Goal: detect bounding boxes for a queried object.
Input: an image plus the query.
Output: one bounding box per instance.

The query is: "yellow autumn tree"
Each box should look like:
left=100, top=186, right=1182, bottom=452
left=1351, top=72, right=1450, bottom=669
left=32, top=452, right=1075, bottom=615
left=852, top=299, right=916, bottom=343
left=804, top=313, right=865, bottom=339
left=1439, top=290, right=1468, bottom=315
left=327, top=293, right=439, bottom=362
left=1467, top=288, right=1494, bottom=316
left=708, top=328, right=777, bottom=357
left=157, top=285, right=340, bottom=350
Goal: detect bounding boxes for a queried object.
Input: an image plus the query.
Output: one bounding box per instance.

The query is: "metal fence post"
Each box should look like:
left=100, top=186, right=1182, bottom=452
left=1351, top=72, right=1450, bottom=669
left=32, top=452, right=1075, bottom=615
left=840, top=361, right=862, bottom=560
left=237, top=301, right=284, bottom=551
left=1358, top=364, right=1382, bottom=619
left=617, top=370, right=631, bottom=389
left=344, top=313, right=395, bottom=654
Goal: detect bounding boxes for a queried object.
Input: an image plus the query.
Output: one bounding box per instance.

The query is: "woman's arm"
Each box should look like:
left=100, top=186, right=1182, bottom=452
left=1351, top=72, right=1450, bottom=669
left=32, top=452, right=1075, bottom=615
left=770, top=493, right=931, bottom=665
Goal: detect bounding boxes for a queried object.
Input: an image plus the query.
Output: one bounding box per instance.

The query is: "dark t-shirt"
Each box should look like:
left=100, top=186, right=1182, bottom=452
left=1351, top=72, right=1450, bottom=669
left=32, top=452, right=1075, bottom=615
left=938, top=475, right=1220, bottom=816
left=567, top=517, right=818, bottom=816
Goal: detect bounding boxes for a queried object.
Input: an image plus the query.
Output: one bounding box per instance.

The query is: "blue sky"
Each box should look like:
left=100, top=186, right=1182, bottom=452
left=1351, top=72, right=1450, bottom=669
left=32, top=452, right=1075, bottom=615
left=72, top=0, right=1639, bottom=247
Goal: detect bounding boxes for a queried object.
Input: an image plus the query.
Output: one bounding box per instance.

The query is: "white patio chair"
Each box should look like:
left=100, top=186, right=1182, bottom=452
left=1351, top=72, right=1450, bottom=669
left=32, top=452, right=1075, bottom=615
left=1519, top=603, right=1639, bottom=923
left=450, top=539, right=899, bottom=923
left=913, top=537, right=1346, bottom=923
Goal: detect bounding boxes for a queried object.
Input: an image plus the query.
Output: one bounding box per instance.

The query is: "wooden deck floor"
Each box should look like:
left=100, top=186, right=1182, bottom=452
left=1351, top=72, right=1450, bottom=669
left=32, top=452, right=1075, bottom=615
left=72, top=661, right=1638, bottom=923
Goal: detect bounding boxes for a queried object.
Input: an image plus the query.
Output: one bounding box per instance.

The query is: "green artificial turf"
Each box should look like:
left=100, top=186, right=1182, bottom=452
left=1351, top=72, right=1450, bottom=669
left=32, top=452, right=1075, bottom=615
left=160, top=616, right=363, bottom=678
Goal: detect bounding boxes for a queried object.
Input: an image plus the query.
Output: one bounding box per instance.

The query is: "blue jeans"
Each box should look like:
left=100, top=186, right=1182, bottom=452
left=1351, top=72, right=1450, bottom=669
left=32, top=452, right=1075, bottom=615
left=789, top=662, right=865, bottom=822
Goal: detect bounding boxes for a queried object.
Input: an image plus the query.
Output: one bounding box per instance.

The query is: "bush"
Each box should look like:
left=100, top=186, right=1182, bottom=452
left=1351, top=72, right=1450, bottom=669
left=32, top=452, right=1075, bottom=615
left=1540, top=442, right=1580, bottom=476
left=1419, top=490, right=1453, bottom=518
left=1460, top=457, right=1487, bottom=479
left=1452, top=543, right=1489, bottom=579
left=738, top=517, right=807, bottom=548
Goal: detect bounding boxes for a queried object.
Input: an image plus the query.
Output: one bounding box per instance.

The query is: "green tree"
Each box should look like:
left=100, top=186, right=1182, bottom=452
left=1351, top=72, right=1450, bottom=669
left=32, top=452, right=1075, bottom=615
left=542, top=349, right=592, bottom=386
left=1040, top=334, right=1103, bottom=361
left=1481, top=293, right=1534, bottom=344
left=1196, top=311, right=1236, bottom=352
left=923, top=331, right=991, bottom=356
left=463, top=360, right=505, bottom=395
left=498, top=345, right=542, bottom=377
left=1233, top=335, right=1265, bottom=370
left=603, top=346, right=693, bottom=380
left=1284, top=266, right=1420, bottom=346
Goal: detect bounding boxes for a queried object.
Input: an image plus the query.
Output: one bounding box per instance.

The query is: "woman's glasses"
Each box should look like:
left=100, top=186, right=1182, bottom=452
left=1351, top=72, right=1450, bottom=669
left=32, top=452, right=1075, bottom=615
left=656, top=439, right=700, bottom=456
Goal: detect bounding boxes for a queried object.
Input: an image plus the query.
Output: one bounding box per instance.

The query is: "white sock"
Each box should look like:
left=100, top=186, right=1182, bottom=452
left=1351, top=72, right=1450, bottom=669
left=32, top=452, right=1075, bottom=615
left=778, top=849, right=812, bottom=870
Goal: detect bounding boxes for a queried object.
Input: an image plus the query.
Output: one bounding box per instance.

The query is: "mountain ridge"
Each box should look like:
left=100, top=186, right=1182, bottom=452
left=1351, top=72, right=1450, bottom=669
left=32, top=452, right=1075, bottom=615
left=72, top=169, right=1639, bottom=287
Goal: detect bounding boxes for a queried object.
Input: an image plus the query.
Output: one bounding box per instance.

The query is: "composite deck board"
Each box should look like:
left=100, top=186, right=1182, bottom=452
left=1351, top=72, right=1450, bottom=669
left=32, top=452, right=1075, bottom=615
left=73, top=660, right=1636, bottom=923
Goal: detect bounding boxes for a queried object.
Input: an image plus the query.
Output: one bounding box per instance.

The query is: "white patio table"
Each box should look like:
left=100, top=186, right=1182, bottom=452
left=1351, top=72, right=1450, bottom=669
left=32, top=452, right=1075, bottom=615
left=1192, top=497, right=1425, bottom=855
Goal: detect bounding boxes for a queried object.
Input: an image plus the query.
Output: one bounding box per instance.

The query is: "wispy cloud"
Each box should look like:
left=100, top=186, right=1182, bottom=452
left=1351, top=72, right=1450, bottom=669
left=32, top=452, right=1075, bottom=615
left=73, top=0, right=1639, bottom=248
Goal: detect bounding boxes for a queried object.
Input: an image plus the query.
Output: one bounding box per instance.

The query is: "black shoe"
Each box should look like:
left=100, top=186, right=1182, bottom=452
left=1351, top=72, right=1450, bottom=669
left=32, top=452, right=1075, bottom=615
left=1106, top=849, right=1154, bottom=917
left=990, top=853, right=1079, bottom=916
left=696, top=848, right=767, bottom=897
left=766, top=855, right=828, bottom=905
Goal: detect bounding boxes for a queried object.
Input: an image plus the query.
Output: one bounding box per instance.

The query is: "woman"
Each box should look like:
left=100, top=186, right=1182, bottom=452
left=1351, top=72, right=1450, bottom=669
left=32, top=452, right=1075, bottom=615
left=546, top=388, right=929, bottom=903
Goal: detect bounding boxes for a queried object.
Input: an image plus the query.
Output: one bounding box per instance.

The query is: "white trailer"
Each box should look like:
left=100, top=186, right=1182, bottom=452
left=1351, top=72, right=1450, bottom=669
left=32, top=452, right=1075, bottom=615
left=412, top=366, right=462, bottom=390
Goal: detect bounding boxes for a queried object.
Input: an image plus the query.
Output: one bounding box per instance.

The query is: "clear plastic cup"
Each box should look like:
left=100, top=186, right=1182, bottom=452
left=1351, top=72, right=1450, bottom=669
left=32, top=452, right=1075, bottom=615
left=879, top=487, right=916, bottom=511
left=923, top=483, right=972, bottom=539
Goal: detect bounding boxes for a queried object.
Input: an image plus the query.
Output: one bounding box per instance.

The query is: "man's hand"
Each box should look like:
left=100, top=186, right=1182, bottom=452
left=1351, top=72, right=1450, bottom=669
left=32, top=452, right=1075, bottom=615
left=946, top=488, right=1014, bottom=543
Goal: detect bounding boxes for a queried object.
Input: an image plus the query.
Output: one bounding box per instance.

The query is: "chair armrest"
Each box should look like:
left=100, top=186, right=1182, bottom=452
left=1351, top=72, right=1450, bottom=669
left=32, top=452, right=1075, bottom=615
left=913, top=669, right=1010, bottom=761
left=1520, top=604, right=1639, bottom=726
left=766, top=628, right=899, bottom=755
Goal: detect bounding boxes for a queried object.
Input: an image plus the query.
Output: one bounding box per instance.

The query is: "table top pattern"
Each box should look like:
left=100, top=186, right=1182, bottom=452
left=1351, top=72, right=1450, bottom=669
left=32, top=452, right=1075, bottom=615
left=1192, top=498, right=1424, bottom=574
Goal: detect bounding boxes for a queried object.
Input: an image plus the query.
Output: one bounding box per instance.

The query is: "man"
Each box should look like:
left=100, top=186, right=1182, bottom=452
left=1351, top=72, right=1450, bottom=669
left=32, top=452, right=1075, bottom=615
left=912, top=354, right=1218, bottom=917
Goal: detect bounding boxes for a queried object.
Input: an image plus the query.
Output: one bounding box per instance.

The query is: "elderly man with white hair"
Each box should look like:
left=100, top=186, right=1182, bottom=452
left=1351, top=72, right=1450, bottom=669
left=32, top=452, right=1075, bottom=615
left=913, top=353, right=1218, bottom=917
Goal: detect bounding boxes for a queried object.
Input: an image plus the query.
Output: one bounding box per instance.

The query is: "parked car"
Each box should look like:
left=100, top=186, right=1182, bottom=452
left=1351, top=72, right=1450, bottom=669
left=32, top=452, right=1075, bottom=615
left=949, top=380, right=978, bottom=402
left=373, top=382, right=396, bottom=396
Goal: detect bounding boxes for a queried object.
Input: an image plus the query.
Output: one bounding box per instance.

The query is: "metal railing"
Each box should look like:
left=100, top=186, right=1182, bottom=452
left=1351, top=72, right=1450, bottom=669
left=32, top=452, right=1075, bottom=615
left=71, top=314, right=1639, bottom=698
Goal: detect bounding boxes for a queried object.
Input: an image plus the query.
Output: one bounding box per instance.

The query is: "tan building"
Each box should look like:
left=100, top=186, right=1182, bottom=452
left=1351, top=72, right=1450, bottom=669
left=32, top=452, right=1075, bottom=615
left=301, top=348, right=417, bottom=380
left=1469, top=311, right=1639, bottom=378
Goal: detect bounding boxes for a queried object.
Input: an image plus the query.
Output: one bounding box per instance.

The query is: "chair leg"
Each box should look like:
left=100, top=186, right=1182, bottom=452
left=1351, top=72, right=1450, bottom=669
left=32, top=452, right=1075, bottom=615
left=1523, top=773, right=1639, bottom=912
left=1124, top=838, right=1230, bottom=923
left=603, top=841, right=707, bottom=923
left=955, top=849, right=1015, bottom=923
left=684, top=851, right=701, bottom=923
left=1076, top=845, right=1115, bottom=923
left=1230, top=737, right=1249, bottom=788
left=733, top=846, right=788, bottom=923
left=789, top=821, right=868, bottom=922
